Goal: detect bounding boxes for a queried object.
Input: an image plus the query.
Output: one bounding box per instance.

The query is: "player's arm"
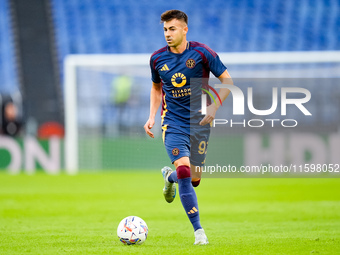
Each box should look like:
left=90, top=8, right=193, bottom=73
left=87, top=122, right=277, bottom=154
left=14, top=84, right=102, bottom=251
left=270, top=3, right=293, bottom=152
left=199, top=69, right=233, bottom=126
left=144, top=82, right=162, bottom=138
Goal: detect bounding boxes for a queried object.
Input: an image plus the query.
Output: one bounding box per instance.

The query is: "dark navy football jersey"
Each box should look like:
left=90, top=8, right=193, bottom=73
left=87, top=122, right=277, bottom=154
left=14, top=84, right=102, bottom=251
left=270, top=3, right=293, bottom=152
left=150, top=41, right=227, bottom=134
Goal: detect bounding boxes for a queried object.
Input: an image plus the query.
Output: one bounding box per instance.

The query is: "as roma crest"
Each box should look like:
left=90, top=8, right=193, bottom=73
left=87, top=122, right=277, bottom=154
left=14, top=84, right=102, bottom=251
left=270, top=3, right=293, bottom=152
left=186, top=59, right=196, bottom=69
left=172, top=148, right=180, bottom=156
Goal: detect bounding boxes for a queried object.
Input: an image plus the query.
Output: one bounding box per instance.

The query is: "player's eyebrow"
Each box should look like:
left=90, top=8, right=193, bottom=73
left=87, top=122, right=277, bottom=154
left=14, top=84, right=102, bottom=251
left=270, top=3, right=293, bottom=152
left=164, top=26, right=177, bottom=30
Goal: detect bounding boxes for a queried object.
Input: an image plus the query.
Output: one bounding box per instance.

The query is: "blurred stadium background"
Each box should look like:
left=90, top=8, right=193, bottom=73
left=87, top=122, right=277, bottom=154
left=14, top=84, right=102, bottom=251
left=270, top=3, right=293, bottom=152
left=0, top=0, right=339, bottom=173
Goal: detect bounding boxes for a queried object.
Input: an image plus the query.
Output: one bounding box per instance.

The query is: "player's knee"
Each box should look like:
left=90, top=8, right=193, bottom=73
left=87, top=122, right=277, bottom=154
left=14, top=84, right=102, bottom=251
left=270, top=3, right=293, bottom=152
left=176, top=165, right=191, bottom=179
left=192, top=178, right=201, bottom=187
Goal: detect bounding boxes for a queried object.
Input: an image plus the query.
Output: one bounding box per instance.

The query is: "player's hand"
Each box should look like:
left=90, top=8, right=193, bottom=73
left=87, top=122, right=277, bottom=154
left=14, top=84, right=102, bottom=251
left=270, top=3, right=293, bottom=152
left=199, top=104, right=218, bottom=126
left=144, top=118, right=155, bottom=138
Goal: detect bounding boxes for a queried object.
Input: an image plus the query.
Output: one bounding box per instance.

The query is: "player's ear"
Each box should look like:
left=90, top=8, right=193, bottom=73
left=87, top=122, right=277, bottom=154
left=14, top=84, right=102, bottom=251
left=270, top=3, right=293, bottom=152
left=183, top=26, right=188, bottom=34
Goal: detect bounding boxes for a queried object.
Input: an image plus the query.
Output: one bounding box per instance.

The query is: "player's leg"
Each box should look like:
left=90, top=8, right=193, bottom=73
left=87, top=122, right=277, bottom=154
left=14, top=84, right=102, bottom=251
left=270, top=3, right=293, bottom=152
left=186, top=126, right=210, bottom=244
left=162, top=129, right=208, bottom=244
left=167, top=168, right=178, bottom=183
left=191, top=164, right=202, bottom=187
left=190, top=125, right=210, bottom=188
left=161, top=131, right=190, bottom=203
left=174, top=157, right=208, bottom=245
left=174, top=157, right=201, bottom=230
left=166, top=164, right=201, bottom=186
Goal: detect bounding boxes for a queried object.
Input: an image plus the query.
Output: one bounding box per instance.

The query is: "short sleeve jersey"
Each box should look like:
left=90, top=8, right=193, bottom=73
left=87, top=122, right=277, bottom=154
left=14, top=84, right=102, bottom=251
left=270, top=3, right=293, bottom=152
left=150, top=41, right=227, bottom=134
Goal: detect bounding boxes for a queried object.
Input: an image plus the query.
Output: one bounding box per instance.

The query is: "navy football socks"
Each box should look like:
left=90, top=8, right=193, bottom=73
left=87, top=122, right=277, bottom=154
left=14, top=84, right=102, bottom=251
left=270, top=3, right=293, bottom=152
left=167, top=171, right=178, bottom=183
left=177, top=177, right=202, bottom=231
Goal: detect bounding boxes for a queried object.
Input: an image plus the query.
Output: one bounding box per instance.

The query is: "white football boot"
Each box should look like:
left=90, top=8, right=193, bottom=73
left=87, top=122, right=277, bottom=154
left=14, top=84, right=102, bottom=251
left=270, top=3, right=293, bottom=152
left=194, top=228, right=209, bottom=245
left=161, top=166, right=176, bottom=203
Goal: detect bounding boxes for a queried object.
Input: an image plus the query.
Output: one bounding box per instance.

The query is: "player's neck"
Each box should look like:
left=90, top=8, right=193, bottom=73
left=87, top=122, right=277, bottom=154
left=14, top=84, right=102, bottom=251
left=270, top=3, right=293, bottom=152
left=170, top=40, right=188, bottom=54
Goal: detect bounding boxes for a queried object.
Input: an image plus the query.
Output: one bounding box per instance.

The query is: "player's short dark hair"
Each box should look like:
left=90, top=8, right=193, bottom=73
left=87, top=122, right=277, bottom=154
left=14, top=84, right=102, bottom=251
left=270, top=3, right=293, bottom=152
left=160, top=10, right=188, bottom=25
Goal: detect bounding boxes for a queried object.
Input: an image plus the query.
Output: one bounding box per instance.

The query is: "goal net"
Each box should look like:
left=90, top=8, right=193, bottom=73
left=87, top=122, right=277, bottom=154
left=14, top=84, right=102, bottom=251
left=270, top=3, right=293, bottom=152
left=64, top=51, right=340, bottom=174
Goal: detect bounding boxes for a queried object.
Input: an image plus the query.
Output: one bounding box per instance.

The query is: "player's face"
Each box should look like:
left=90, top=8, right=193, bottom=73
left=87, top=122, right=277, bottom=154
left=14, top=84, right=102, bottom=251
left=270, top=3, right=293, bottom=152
left=163, top=19, right=188, bottom=48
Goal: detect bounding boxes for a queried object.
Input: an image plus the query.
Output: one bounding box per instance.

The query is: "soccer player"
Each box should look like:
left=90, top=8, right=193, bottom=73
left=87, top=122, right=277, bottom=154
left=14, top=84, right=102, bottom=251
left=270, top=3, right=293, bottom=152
left=144, top=10, right=232, bottom=245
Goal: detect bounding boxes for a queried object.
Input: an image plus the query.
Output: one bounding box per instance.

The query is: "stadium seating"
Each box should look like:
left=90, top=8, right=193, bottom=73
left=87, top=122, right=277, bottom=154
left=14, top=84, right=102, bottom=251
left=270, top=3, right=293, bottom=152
left=50, top=0, right=340, bottom=59
left=0, top=0, right=18, bottom=93
left=0, top=0, right=339, bottom=93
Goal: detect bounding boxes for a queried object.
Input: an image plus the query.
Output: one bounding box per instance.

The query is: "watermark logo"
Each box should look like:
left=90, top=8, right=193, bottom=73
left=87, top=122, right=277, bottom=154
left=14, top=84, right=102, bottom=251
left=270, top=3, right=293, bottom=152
left=201, top=84, right=312, bottom=128
left=200, top=85, right=223, bottom=115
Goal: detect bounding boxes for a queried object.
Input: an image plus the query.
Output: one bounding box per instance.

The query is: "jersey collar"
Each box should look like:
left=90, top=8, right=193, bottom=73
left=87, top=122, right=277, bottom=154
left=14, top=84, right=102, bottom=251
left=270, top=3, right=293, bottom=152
left=167, top=41, right=190, bottom=53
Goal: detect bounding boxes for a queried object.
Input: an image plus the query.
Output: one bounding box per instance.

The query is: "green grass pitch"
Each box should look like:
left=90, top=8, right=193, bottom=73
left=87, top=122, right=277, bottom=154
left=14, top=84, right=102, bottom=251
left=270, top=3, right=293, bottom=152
left=0, top=171, right=339, bottom=254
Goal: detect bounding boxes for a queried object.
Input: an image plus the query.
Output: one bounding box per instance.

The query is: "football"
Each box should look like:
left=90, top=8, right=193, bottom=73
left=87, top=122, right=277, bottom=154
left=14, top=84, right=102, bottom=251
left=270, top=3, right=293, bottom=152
left=117, top=216, right=148, bottom=245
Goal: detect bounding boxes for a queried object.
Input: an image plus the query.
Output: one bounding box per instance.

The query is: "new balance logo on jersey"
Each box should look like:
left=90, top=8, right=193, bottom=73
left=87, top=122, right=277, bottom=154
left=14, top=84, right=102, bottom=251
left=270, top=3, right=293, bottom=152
left=160, top=64, right=169, bottom=71
left=187, top=207, right=198, bottom=215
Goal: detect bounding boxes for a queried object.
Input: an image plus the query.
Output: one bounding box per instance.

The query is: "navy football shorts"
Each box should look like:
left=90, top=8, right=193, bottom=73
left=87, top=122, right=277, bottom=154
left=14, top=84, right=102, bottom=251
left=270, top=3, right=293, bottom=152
left=163, top=125, right=210, bottom=166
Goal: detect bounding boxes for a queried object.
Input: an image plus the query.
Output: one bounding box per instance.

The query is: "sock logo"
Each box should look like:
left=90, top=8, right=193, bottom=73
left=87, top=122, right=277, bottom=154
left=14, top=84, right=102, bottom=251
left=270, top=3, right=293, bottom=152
left=187, top=207, right=198, bottom=215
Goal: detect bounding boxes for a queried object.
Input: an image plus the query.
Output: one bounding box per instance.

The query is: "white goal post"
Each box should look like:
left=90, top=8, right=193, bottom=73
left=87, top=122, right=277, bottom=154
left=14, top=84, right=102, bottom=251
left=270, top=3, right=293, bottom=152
left=64, top=51, right=340, bottom=174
